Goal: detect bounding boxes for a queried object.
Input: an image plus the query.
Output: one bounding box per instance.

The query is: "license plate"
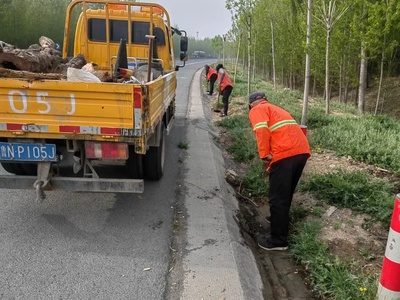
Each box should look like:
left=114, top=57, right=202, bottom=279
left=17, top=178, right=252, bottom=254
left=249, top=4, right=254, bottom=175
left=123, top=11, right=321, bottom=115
left=0, top=142, right=57, bottom=162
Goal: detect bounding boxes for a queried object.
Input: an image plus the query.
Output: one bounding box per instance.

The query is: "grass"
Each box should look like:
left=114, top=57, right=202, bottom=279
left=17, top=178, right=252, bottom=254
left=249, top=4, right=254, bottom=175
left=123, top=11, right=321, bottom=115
left=290, top=221, right=378, bottom=300
left=217, top=115, right=256, bottom=162
left=177, top=140, right=189, bottom=150
left=214, top=65, right=398, bottom=299
left=298, top=169, right=395, bottom=229
left=212, top=99, right=223, bottom=111
left=241, top=161, right=269, bottom=197
left=309, top=114, right=400, bottom=172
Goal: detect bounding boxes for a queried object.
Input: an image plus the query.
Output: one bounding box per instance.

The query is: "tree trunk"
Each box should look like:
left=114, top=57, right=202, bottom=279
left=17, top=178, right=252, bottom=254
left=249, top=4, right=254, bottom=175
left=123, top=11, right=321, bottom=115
left=339, top=56, right=343, bottom=102
left=290, top=54, right=293, bottom=90
left=325, top=29, right=331, bottom=114
left=374, top=53, right=384, bottom=115
left=375, top=30, right=387, bottom=115
left=247, top=15, right=251, bottom=97
left=301, top=0, right=312, bottom=126
left=358, top=42, right=367, bottom=113
left=271, top=17, right=276, bottom=91
left=233, top=32, right=241, bottom=84
left=313, top=75, right=316, bottom=97
left=252, top=31, right=257, bottom=81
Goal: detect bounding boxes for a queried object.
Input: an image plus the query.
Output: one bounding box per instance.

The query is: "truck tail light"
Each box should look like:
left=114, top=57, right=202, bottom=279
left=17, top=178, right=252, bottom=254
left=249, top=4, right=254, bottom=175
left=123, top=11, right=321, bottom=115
left=134, top=87, right=142, bottom=130
left=134, top=87, right=142, bottom=109
left=85, top=142, right=128, bottom=159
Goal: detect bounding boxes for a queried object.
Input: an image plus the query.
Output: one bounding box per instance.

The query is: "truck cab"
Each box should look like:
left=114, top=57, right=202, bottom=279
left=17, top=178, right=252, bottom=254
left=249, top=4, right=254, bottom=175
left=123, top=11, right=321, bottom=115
left=65, top=0, right=188, bottom=73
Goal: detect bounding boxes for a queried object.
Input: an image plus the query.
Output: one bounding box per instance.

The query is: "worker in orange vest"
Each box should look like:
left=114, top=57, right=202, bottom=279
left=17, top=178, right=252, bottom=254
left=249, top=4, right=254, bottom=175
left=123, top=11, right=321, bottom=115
left=248, top=92, right=311, bottom=251
left=204, top=65, right=218, bottom=95
left=216, top=64, right=233, bottom=117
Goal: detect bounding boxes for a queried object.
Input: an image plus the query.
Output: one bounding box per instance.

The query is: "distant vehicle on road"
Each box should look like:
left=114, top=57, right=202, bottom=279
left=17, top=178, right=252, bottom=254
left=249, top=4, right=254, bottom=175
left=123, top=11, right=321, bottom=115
left=192, top=50, right=205, bottom=58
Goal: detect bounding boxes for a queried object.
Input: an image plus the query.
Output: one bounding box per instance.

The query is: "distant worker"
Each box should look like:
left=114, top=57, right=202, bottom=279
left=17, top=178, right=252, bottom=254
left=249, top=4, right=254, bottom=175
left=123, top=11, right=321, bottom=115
left=216, top=63, right=233, bottom=117
left=248, top=92, right=310, bottom=251
left=204, top=65, right=218, bottom=96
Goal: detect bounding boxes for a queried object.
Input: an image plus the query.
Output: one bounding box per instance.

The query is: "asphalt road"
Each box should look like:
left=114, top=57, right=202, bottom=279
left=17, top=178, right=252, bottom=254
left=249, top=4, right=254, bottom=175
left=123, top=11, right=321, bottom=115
left=0, top=59, right=211, bottom=300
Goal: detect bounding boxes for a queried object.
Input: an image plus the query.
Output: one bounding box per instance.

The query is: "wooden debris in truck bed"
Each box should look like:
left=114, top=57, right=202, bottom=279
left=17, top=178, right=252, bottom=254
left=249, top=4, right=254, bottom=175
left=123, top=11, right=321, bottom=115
left=0, top=67, right=67, bottom=80
left=0, top=36, right=87, bottom=76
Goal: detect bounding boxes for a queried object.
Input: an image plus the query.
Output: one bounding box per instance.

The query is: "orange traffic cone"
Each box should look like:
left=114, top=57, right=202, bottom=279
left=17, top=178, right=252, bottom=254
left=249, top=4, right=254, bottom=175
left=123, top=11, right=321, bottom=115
left=377, top=194, right=400, bottom=299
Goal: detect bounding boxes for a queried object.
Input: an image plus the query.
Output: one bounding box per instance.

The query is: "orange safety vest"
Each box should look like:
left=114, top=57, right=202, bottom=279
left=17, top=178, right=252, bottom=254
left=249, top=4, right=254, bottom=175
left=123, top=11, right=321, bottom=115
left=249, top=101, right=310, bottom=166
left=206, top=66, right=217, bottom=80
left=218, top=69, right=233, bottom=91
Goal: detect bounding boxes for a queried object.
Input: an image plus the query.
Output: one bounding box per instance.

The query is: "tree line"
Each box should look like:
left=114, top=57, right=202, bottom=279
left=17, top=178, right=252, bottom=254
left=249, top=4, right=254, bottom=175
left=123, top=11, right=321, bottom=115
left=0, top=0, right=71, bottom=48
left=221, top=0, right=400, bottom=115
left=3, top=0, right=398, bottom=116
left=0, top=0, right=218, bottom=62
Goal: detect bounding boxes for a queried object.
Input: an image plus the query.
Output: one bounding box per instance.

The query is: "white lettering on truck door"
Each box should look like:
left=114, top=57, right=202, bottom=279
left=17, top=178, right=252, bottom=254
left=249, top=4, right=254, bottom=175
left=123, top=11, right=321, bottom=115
left=8, top=90, right=27, bottom=113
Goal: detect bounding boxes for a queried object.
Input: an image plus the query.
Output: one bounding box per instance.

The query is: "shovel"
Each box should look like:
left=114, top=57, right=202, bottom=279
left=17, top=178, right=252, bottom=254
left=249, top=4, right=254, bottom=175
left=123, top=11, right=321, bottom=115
left=213, top=94, right=222, bottom=112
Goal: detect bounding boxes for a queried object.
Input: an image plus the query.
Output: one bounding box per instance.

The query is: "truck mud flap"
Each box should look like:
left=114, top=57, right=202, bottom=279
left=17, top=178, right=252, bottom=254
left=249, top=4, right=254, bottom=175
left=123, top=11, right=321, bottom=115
left=0, top=175, right=144, bottom=194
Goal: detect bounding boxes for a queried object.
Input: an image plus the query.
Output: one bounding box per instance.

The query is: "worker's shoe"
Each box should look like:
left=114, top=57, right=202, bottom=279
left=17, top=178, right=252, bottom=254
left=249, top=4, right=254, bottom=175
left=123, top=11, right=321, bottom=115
left=220, top=113, right=227, bottom=117
left=258, top=237, right=288, bottom=251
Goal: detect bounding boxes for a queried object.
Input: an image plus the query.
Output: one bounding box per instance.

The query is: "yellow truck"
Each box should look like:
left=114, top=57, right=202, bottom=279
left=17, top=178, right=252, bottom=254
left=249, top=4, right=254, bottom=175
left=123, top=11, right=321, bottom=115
left=0, top=0, right=188, bottom=200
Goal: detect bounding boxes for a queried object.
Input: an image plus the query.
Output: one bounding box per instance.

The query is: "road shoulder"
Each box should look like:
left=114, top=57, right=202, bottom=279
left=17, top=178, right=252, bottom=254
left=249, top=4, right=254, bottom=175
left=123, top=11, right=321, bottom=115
left=175, top=68, right=265, bottom=299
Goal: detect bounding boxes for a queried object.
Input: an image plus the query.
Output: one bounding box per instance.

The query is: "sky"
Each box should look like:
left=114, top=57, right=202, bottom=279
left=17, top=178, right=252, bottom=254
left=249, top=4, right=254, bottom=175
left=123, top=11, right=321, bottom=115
left=148, top=0, right=233, bottom=39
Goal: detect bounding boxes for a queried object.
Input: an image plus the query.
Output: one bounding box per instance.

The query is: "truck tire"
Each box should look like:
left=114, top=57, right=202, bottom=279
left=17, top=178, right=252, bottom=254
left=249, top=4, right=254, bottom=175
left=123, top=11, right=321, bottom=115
left=1, top=162, right=26, bottom=175
left=126, top=146, right=144, bottom=179
left=144, top=125, right=166, bottom=180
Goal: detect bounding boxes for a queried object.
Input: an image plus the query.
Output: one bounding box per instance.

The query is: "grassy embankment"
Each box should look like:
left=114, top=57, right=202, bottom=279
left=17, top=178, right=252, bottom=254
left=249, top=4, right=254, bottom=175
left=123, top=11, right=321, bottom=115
left=214, top=66, right=397, bottom=299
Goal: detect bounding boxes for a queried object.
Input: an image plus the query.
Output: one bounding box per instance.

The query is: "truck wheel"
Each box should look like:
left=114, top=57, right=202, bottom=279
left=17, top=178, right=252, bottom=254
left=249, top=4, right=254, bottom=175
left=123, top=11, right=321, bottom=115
left=126, top=146, right=144, bottom=179
left=144, top=125, right=166, bottom=180
left=1, top=162, right=26, bottom=175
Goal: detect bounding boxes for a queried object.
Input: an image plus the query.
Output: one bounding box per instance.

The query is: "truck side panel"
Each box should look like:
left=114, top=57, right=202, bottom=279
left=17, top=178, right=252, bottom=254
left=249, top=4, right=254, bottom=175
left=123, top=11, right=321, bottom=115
left=0, top=72, right=176, bottom=141
left=0, top=78, right=135, bottom=139
left=147, top=72, right=176, bottom=130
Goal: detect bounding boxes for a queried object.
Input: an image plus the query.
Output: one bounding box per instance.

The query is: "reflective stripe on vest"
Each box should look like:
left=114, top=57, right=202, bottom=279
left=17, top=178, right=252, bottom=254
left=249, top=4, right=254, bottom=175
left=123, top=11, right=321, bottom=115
left=253, top=122, right=268, bottom=131
left=253, top=120, right=297, bottom=132
left=269, top=120, right=297, bottom=131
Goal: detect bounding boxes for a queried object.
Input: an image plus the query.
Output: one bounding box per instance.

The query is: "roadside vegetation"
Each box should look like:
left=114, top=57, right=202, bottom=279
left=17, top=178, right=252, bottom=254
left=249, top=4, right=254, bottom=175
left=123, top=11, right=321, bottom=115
left=214, top=64, right=397, bottom=299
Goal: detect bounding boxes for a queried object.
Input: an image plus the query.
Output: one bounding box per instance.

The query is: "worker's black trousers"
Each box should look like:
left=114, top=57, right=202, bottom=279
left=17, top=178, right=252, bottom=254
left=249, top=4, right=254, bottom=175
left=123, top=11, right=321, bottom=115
left=209, top=74, right=217, bottom=95
left=221, top=85, right=233, bottom=115
left=268, top=154, right=309, bottom=245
